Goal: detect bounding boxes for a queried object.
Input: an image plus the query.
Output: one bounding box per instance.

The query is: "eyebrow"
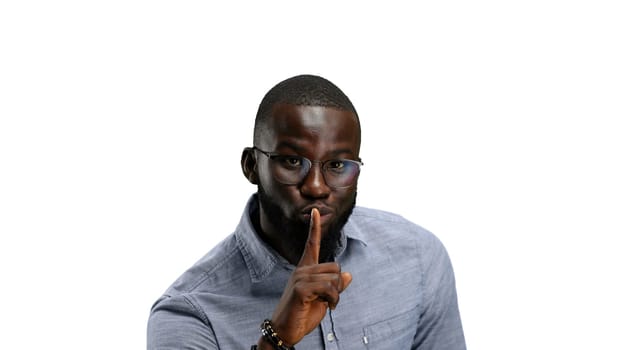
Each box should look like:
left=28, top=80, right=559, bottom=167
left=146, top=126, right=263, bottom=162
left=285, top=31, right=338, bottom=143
left=274, top=141, right=304, bottom=153
left=275, top=141, right=356, bottom=158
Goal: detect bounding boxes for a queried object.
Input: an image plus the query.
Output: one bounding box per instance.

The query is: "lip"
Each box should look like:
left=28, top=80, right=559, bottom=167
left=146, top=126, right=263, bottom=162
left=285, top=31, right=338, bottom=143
left=299, top=205, right=334, bottom=224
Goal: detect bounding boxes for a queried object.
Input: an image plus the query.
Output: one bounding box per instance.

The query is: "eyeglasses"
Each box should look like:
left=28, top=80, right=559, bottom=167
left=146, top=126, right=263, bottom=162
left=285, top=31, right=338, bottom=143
left=252, top=146, right=363, bottom=189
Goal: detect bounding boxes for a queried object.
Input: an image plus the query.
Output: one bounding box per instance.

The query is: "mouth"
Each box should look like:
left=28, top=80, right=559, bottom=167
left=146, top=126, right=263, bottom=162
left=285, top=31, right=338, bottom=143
left=300, top=205, right=334, bottom=225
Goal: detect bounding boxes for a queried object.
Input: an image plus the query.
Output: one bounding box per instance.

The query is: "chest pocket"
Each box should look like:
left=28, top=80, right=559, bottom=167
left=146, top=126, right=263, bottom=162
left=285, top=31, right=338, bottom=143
left=362, top=307, right=419, bottom=349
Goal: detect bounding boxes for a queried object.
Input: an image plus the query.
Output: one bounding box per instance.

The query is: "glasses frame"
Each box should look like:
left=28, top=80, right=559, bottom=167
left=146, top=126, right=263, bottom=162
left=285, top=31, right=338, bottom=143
left=251, top=146, right=363, bottom=189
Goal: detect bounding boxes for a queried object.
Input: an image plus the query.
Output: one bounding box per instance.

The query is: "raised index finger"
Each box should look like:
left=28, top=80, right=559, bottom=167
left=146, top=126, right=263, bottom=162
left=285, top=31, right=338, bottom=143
left=298, top=208, right=321, bottom=266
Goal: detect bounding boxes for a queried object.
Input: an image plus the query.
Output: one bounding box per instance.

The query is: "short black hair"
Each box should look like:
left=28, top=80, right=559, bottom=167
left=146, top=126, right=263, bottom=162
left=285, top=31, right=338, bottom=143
left=253, top=74, right=359, bottom=145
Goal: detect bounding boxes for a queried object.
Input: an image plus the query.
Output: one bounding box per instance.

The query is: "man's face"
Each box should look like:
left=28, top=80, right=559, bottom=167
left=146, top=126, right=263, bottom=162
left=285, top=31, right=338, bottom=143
left=255, top=103, right=361, bottom=262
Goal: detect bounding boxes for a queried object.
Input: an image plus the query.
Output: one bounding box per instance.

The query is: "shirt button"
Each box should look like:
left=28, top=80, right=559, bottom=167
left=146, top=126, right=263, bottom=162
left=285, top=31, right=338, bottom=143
left=327, top=333, right=335, bottom=342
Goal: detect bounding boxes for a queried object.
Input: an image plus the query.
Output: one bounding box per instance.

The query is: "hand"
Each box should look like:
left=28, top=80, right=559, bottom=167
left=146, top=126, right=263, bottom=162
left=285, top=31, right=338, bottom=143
left=268, top=208, right=353, bottom=346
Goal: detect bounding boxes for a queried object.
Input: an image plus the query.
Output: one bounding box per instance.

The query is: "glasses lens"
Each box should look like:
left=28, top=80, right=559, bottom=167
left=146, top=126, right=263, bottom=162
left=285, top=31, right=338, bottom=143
left=270, top=155, right=311, bottom=185
left=322, top=159, right=361, bottom=188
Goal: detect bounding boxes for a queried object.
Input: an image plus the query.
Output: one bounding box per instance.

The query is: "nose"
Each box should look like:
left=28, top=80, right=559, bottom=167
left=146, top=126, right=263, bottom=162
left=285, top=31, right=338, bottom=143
left=299, top=163, right=330, bottom=198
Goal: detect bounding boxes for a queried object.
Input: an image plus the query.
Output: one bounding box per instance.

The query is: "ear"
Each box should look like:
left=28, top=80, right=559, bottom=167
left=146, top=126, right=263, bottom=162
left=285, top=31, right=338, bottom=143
left=241, top=147, right=259, bottom=185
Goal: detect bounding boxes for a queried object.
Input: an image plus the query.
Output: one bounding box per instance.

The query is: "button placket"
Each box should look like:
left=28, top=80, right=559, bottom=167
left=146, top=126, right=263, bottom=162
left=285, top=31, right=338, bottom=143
left=320, top=313, right=339, bottom=350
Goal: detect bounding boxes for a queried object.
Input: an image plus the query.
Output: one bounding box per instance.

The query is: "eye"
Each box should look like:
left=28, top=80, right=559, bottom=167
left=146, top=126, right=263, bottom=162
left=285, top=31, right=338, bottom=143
left=326, top=160, right=346, bottom=172
left=277, top=156, right=304, bottom=169
left=286, top=157, right=301, bottom=166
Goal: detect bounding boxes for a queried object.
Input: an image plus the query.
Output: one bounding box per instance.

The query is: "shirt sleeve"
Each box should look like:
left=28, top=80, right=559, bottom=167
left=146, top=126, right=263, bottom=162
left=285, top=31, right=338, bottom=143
left=147, top=294, right=219, bottom=350
left=412, top=233, right=466, bottom=350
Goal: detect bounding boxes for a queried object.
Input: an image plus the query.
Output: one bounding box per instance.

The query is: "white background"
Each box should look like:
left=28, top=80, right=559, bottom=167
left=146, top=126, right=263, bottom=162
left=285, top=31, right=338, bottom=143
left=1, top=1, right=621, bottom=349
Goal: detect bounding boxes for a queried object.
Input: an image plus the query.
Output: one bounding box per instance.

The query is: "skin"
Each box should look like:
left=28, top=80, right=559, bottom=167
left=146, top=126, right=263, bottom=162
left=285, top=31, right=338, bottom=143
left=241, top=103, right=360, bottom=347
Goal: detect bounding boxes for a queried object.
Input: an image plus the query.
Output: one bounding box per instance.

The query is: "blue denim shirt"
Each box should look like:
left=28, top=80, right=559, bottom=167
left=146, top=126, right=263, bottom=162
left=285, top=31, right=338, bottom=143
left=148, top=195, right=466, bottom=349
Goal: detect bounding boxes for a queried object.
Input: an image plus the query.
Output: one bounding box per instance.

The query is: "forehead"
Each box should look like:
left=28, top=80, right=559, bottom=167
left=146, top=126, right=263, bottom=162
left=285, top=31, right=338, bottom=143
left=260, top=104, right=360, bottom=156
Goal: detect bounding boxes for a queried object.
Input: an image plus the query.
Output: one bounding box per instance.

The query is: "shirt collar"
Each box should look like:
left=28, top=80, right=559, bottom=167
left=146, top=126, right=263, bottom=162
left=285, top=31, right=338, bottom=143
left=234, top=194, right=367, bottom=283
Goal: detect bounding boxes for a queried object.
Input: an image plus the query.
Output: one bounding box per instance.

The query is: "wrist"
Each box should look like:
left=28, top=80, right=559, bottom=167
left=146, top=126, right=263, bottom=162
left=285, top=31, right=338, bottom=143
left=259, top=319, right=295, bottom=350
left=254, top=336, right=272, bottom=350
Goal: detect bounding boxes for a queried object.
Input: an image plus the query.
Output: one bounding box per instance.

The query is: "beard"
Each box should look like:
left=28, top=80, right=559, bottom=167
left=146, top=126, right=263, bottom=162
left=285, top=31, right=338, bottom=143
left=257, top=185, right=356, bottom=263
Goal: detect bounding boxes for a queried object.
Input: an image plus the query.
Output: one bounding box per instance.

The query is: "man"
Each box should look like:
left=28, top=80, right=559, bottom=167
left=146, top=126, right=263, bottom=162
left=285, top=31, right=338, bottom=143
left=147, top=75, right=466, bottom=349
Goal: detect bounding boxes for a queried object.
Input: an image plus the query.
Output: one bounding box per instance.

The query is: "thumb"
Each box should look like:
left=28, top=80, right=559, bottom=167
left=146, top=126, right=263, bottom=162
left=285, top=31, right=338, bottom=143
left=340, top=272, right=353, bottom=292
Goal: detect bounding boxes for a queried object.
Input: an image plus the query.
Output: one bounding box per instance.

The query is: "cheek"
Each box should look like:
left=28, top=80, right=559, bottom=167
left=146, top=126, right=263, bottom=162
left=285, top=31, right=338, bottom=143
left=258, top=170, right=300, bottom=215
left=334, top=188, right=357, bottom=211
left=257, top=163, right=279, bottom=194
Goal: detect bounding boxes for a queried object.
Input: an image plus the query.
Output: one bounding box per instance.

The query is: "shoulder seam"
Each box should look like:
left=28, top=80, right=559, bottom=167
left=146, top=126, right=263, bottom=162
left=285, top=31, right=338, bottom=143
left=185, top=243, right=240, bottom=293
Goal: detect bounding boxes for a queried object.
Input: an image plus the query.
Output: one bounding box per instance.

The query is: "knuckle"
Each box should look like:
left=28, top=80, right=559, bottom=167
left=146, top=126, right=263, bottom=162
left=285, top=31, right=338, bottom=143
left=293, top=284, right=305, bottom=296
left=328, top=262, right=340, bottom=270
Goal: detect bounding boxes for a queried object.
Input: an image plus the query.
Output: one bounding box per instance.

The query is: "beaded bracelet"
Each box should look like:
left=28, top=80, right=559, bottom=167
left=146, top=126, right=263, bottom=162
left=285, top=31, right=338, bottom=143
left=259, top=319, right=295, bottom=350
